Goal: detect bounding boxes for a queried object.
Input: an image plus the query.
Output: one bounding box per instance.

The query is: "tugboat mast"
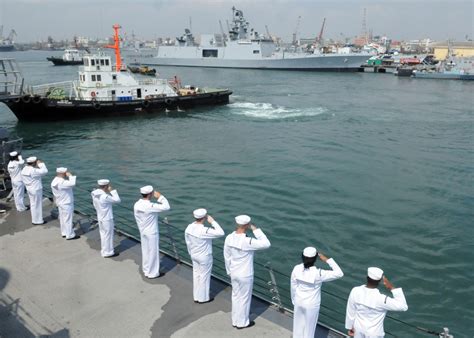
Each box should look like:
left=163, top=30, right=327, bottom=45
left=106, top=24, right=122, bottom=70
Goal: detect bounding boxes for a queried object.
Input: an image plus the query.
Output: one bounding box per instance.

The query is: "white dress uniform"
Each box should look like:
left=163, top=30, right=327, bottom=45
left=91, top=185, right=121, bottom=257
left=134, top=188, right=170, bottom=278
left=21, top=159, right=48, bottom=224
left=185, top=209, right=225, bottom=302
left=223, top=216, right=271, bottom=328
left=345, top=268, right=408, bottom=338
left=291, top=252, right=344, bottom=338
left=7, top=154, right=27, bottom=212
left=51, top=171, right=76, bottom=239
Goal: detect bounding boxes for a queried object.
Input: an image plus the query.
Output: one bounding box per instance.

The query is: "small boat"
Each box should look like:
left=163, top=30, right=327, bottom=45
left=128, top=65, right=157, bottom=76
left=412, top=57, right=474, bottom=80
left=0, top=25, right=232, bottom=122
left=47, top=49, right=84, bottom=66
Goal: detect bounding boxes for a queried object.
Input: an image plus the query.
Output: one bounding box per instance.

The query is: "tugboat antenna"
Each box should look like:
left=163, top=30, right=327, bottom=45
left=106, top=24, right=122, bottom=70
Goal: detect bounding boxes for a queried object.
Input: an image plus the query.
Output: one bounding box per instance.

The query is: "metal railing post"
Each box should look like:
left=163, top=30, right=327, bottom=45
left=163, top=217, right=181, bottom=264
left=265, top=262, right=284, bottom=312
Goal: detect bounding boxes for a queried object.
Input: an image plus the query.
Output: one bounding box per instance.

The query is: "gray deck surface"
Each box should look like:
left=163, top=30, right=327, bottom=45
left=0, top=197, right=344, bottom=338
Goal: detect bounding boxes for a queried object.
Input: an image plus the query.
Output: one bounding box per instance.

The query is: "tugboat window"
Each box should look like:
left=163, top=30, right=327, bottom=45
left=105, top=59, right=110, bottom=66
left=91, top=59, right=95, bottom=66
left=91, top=75, right=96, bottom=81
left=84, top=59, right=89, bottom=66
left=100, top=59, right=104, bottom=65
left=202, top=49, right=218, bottom=58
left=97, top=75, right=102, bottom=81
left=112, top=75, right=117, bottom=80
left=253, top=50, right=260, bottom=54
left=111, top=90, right=116, bottom=95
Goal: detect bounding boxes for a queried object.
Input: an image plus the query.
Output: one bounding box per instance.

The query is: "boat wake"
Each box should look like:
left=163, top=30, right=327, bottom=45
left=228, top=102, right=327, bottom=120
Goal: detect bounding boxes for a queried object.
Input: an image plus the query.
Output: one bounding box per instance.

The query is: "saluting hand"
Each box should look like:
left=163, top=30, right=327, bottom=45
left=250, top=224, right=257, bottom=231
left=154, top=191, right=161, bottom=199
left=66, top=172, right=72, bottom=177
left=107, top=185, right=113, bottom=192
left=207, top=215, right=215, bottom=224
left=318, top=252, right=329, bottom=262
left=383, top=276, right=394, bottom=291
left=348, top=328, right=355, bottom=336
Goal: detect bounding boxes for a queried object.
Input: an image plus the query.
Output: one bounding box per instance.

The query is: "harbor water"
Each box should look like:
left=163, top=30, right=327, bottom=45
left=1, top=51, right=473, bottom=337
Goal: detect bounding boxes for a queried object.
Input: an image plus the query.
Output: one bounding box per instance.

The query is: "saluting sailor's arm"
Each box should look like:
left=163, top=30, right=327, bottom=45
left=104, top=189, right=121, bottom=204
left=18, top=155, right=24, bottom=164
left=381, top=277, right=408, bottom=311
left=36, top=162, right=48, bottom=175
left=245, top=225, right=271, bottom=250
left=319, top=254, right=344, bottom=282
left=201, top=215, right=225, bottom=238
left=147, top=192, right=170, bottom=212
left=345, top=289, right=357, bottom=331
left=60, top=175, right=76, bottom=188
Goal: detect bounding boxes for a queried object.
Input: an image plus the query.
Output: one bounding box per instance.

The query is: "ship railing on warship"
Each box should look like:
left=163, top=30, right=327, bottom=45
left=40, top=183, right=453, bottom=337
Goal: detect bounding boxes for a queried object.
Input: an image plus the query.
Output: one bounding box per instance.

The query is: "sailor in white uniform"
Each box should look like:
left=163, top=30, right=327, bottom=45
left=7, top=151, right=27, bottom=212
left=185, top=208, right=225, bottom=303
left=91, top=179, right=121, bottom=257
left=345, top=267, right=408, bottom=338
left=51, top=167, right=79, bottom=240
left=291, top=247, right=344, bottom=338
left=224, top=215, right=271, bottom=329
left=21, top=157, right=48, bottom=225
left=134, top=185, right=170, bottom=278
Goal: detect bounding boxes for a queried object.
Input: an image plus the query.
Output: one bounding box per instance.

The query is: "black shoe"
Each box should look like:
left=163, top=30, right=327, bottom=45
left=236, top=321, right=255, bottom=330
left=66, top=235, right=81, bottom=240
left=104, top=252, right=120, bottom=258
left=196, top=298, right=214, bottom=304
left=146, top=272, right=166, bottom=279
left=32, top=220, right=47, bottom=225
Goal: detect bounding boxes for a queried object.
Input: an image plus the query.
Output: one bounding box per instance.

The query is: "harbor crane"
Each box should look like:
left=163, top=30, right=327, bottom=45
left=314, top=18, right=326, bottom=46
left=292, top=16, right=301, bottom=46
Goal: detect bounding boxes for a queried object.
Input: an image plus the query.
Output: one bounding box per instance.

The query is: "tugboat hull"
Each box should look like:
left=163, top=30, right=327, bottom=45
left=1, top=91, right=232, bottom=122
left=47, top=57, right=84, bottom=66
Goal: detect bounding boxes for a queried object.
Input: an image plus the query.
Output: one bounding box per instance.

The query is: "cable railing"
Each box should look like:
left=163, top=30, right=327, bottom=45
left=42, top=183, right=453, bottom=338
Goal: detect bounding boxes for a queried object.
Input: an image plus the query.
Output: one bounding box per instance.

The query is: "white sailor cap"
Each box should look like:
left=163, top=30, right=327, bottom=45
left=368, top=267, right=384, bottom=281
left=56, top=167, right=67, bottom=173
left=140, top=185, right=153, bottom=194
left=9, top=151, right=18, bottom=157
left=26, top=156, right=37, bottom=163
left=97, top=179, right=110, bottom=186
left=235, top=215, right=251, bottom=225
left=303, top=247, right=318, bottom=258
left=193, top=208, right=207, bottom=219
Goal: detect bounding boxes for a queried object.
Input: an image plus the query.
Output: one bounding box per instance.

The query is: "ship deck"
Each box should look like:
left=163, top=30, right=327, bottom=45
left=0, top=196, right=345, bottom=338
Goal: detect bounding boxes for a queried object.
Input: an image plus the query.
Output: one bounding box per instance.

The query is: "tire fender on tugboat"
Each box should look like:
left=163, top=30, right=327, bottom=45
left=22, top=95, right=31, bottom=103
left=92, top=100, right=101, bottom=110
left=32, top=95, right=42, bottom=104
left=142, top=100, right=150, bottom=108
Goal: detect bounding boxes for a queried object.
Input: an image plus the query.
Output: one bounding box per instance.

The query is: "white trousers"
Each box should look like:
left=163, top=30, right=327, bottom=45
left=58, top=204, right=75, bottom=239
left=140, top=232, right=160, bottom=278
left=191, top=255, right=213, bottom=302
left=293, top=305, right=320, bottom=338
left=99, top=219, right=115, bottom=257
left=354, top=332, right=383, bottom=338
left=27, top=188, right=43, bottom=224
left=231, top=275, right=253, bottom=327
left=12, top=180, right=26, bottom=211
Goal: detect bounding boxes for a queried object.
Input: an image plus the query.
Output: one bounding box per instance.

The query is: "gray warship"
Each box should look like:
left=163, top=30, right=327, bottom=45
left=125, top=7, right=372, bottom=71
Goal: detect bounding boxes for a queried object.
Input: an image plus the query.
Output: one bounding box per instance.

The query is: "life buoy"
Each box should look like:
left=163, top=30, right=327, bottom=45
left=91, top=91, right=96, bottom=98
left=22, top=95, right=31, bottom=103
left=32, top=95, right=42, bottom=104
left=142, top=100, right=150, bottom=108
left=93, top=102, right=101, bottom=110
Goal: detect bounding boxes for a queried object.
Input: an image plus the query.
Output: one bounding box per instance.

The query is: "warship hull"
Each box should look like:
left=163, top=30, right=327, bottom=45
left=47, top=57, right=84, bottom=66
left=126, top=52, right=371, bottom=71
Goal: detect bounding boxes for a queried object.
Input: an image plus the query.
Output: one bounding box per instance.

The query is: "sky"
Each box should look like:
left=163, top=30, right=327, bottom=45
left=1, top=0, right=472, bottom=42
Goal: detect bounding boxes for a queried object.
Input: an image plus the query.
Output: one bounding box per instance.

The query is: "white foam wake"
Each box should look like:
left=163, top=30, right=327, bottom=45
left=228, top=102, right=327, bottom=120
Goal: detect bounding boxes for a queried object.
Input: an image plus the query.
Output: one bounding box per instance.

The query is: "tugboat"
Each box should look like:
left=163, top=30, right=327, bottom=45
left=47, top=49, right=84, bottom=66
left=0, top=25, right=232, bottom=122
